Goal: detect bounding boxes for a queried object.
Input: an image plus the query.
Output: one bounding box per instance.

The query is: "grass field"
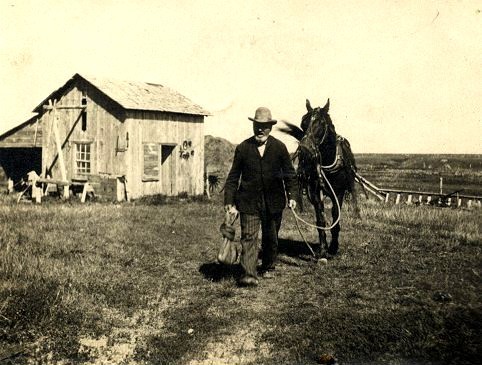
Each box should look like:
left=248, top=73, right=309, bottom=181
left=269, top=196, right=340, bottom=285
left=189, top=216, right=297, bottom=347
left=0, top=187, right=481, bottom=364
left=205, top=143, right=482, bottom=197
left=355, top=154, right=482, bottom=196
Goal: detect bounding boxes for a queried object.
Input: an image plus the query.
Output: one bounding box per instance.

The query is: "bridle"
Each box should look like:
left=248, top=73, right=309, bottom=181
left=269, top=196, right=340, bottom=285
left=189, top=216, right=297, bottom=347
left=299, top=108, right=336, bottom=169
left=290, top=107, right=342, bottom=235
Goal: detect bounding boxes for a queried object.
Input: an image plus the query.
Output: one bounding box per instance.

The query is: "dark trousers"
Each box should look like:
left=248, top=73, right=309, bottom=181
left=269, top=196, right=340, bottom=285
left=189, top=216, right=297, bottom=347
left=239, top=201, right=282, bottom=279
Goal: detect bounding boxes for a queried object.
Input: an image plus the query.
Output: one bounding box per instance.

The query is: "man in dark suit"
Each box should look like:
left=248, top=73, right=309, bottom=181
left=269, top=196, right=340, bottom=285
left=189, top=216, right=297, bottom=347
left=224, top=107, right=298, bottom=287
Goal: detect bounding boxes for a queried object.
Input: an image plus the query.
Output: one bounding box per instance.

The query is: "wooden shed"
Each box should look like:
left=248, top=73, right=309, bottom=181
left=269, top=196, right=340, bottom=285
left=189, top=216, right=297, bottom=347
left=0, top=115, right=42, bottom=188
left=0, top=73, right=210, bottom=200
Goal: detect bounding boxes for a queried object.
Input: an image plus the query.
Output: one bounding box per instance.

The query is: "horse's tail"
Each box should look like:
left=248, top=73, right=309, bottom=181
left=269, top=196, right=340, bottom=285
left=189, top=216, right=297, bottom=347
left=339, top=137, right=357, bottom=171
left=343, top=166, right=361, bottom=219
left=337, top=136, right=358, bottom=191
left=277, top=120, right=305, bottom=141
left=339, top=136, right=363, bottom=219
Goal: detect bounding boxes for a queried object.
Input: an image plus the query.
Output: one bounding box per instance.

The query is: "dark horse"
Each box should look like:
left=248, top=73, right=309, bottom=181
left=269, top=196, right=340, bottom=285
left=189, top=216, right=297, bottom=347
left=279, top=99, right=359, bottom=258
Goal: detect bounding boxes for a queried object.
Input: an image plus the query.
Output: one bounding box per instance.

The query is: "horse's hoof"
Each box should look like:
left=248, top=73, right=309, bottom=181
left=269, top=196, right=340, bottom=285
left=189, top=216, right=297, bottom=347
left=325, top=252, right=336, bottom=260
left=313, top=249, right=328, bottom=260
left=299, top=254, right=317, bottom=262
left=318, top=258, right=328, bottom=265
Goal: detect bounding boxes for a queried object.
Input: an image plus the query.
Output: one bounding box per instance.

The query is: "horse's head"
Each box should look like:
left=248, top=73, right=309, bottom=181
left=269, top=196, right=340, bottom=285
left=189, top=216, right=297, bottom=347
left=276, top=98, right=337, bottom=164
left=301, top=99, right=335, bottom=143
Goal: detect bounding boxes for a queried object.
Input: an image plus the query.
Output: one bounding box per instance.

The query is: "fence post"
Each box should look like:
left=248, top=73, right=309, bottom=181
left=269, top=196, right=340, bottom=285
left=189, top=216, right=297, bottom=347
left=395, top=194, right=401, bottom=205
left=32, top=182, right=41, bottom=204
left=427, top=196, right=432, bottom=204
left=457, top=198, right=462, bottom=207
left=7, top=178, right=14, bottom=194
left=205, top=169, right=211, bottom=199
left=385, top=193, right=389, bottom=204
left=407, top=194, right=412, bottom=205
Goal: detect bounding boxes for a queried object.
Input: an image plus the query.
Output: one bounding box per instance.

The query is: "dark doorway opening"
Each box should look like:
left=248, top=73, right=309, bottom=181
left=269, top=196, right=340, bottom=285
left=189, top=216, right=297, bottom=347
left=0, top=148, right=42, bottom=190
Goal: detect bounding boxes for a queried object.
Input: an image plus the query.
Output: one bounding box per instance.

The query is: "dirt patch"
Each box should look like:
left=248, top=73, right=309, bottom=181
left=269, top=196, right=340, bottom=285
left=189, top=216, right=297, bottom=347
left=78, top=335, right=135, bottom=365
left=186, top=323, right=272, bottom=365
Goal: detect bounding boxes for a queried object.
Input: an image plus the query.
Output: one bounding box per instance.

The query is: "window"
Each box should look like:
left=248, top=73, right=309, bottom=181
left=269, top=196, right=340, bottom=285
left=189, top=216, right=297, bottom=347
left=143, top=143, right=159, bottom=180
left=76, top=143, right=91, bottom=175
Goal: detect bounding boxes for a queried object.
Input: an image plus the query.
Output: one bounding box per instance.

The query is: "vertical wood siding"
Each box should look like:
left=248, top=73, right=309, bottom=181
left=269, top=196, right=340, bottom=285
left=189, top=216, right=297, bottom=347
left=126, top=111, right=204, bottom=199
left=40, top=82, right=126, bottom=181
left=37, top=78, right=204, bottom=200
left=0, top=117, right=42, bottom=148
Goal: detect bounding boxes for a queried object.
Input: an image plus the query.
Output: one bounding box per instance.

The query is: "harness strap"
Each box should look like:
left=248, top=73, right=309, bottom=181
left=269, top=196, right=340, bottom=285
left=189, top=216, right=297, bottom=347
left=320, top=135, right=344, bottom=173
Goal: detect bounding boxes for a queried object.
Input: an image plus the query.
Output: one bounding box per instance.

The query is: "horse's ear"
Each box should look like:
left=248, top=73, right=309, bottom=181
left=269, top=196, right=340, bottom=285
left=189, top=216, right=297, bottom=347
left=306, top=99, right=313, bottom=112
left=323, top=98, right=330, bottom=112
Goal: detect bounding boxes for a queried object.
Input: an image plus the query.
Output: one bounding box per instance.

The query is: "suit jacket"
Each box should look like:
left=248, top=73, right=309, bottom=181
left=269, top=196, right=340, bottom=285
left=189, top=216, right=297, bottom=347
left=224, top=135, right=298, bottom=214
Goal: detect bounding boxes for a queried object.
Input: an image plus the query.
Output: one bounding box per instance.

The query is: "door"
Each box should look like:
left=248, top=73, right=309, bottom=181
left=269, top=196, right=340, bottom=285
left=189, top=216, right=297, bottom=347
left=161, top=144, right=176, bottom=195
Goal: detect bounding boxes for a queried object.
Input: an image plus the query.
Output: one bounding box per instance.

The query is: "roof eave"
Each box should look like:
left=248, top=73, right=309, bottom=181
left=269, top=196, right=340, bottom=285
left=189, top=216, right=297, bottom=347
left=124, top=107, right=211, bottom=117
left=0, top=115, right=39, bottom=141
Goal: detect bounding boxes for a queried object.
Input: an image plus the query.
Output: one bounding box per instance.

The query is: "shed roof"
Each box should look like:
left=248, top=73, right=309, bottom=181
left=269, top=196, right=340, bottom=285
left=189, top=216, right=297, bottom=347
left=34, top=73, right=211, bottom=116
left=0, top=115, right=41, bottom=148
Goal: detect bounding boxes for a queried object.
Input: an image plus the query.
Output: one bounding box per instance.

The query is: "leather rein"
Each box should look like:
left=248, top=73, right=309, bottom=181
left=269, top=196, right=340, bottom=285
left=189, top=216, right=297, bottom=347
left=291, top=113, right=343, bottom=232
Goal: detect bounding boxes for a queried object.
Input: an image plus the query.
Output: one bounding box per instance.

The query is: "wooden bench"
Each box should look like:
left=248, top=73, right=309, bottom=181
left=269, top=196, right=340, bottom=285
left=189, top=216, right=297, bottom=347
left=25, top=173, right=95, bottom=204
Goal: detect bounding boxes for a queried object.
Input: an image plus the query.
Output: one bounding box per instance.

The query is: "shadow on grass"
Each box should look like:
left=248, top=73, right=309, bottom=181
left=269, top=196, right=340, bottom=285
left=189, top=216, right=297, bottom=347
left=278, top=238, right=316, bottom=258
left=0, top=280, right=90, bottom=364
left=199, top=238, right=316, bottom=283
left=133, top=295, right=231, bottom=365
left=198, top=262, right=243, bottom=282
left=262, top=304, right=481, bottom=365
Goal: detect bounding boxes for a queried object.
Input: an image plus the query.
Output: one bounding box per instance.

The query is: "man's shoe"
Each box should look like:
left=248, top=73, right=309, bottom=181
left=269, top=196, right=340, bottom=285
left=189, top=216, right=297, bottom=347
left=260, top=264, right=276, bottom=271
left=238, top=276, right=259, bottom=287
left=259, top=265, right=276, bottom=279
left=261, top=270, right=276, bottom=279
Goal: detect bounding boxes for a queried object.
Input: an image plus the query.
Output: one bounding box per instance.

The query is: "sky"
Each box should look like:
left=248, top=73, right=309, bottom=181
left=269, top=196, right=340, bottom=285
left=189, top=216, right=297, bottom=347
left=0, top=0, right=480, bottom=153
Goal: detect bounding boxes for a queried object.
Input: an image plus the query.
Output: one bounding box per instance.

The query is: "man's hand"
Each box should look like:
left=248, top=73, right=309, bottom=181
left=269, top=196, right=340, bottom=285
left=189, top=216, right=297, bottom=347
left=224, top=204, right=239, bottom=214
left=288, top=199, right=297, bottom=210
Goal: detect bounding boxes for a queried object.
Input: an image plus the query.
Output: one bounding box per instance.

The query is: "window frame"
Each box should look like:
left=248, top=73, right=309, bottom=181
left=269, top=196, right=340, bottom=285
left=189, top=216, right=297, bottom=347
left=74, top=142, right=93, bottom=177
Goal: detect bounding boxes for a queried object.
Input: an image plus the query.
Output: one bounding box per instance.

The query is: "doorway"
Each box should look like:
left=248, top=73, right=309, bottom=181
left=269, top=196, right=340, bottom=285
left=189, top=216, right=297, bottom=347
left=161, top=144, right=176, bottom=195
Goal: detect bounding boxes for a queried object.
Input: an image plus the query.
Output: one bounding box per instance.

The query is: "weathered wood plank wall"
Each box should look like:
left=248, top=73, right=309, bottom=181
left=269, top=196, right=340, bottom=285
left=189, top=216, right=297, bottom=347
left=83, top=82, right=127, bottom=177
left=41, top=83, right=127, bottom=182
left=41, top=85, right=90, bottom=179
left=0, top=117, right=42, bottom=148
left=126, top=111, right=204, bottom=199
left=7, top=77, right=205, bottom=200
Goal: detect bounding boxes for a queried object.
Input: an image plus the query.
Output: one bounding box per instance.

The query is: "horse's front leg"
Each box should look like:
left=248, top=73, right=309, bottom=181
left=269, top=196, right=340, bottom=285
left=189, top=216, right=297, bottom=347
left=328, top=191, right=345, bottom=256
left=310, top=186, right=328, bottom=257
